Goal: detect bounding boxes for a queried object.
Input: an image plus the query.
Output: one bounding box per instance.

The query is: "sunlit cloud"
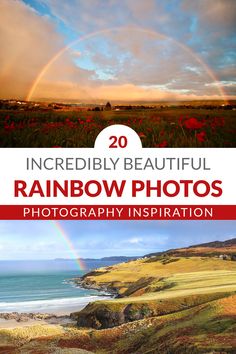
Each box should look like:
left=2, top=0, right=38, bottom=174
left=0, top=0, right=235, bottom=101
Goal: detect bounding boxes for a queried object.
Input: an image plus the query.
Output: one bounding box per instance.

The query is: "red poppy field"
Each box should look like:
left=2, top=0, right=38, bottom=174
left=0, top=108, right=235, bottom=147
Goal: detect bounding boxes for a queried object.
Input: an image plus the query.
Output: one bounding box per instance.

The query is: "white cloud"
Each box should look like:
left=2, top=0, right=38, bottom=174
left=128, top=237, right=143, bottom=244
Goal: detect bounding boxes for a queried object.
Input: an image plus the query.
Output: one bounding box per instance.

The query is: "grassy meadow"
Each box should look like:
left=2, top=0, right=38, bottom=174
left=80, top=256, right=236, bottom=296
left=1, top=293, right=236, bottom=354
left=0, top=107, right=235, bottom=147
left=1, top=255, right=236, bottom=353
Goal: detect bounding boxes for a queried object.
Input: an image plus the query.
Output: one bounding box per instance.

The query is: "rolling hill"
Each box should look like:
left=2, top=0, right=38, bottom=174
left=145, top=237, right=236, bottom=258
left=1, top=238, right=236, bottom=353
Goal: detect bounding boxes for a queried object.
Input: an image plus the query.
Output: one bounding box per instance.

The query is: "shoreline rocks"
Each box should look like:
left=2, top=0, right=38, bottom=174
left=73, top=277, right=119, bottom=298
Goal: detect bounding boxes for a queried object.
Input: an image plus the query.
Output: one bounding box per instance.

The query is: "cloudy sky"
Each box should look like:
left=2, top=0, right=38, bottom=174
left=0, top=220, right=235, bottom=260
left=0, top=0, right=235, bottom=102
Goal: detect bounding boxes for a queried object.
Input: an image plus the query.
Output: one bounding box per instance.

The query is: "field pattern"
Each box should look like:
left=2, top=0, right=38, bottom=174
left=0, top=108, right=235, bottom=147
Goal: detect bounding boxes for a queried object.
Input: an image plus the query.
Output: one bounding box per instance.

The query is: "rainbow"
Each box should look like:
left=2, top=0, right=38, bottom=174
left=26, top=26, right=228, bottom=103
left=52, top=220, right=86, bottom=270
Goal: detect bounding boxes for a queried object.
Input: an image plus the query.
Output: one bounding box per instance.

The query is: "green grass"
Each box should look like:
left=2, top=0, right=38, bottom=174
left=0, top=108, right=235, bottom=147
left=82, top=257, right=236, bottom=296
left=105, top=270, right=235, bottom=304
left=0, top=324, right=64, bottom=345
left=2, top=294, right=235, bottom=353
left=1, top=257, right=236, bottom=353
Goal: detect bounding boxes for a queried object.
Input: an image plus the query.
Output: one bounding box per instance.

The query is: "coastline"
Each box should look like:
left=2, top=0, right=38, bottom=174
left=73, top=273, right=119, bottom=297
left=0, top=282, right=113, bottom=329
left=0, top=306, right=80, bottom=329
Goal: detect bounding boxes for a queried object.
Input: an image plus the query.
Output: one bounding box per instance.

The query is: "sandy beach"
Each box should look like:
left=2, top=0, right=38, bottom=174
left=0, top=302, right=89, bottom=329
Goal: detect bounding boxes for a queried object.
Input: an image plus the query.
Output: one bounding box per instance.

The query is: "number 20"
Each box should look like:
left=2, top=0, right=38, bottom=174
left=109, top=136, right=128, bottom=148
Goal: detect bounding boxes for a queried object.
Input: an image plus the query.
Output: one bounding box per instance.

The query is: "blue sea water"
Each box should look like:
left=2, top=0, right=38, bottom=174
left=0, top=260, right=116, bottom=313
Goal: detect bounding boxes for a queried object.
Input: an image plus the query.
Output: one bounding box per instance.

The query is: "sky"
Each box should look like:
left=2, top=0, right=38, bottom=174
left=0, top=0, right=235, bottom=102
left=0, top=220, right=235, bottom=260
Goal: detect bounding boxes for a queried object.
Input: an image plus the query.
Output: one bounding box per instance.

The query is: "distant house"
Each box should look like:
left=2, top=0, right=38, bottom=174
left=219, top=254, right=228, bottom=260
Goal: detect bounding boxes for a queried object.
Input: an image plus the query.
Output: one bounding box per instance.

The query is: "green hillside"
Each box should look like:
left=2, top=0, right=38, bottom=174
left=1, top=241, right=236, bottom=353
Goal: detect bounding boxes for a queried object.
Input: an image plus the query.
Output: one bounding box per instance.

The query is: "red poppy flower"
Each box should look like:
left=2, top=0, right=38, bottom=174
left=196, top=131, right=206, bottom=143
left=157, top=140, right=168, bottom=147
left=178, top=116, right=184, bottom=126
left=4, top=122, right=15, bottom=132
left=184, top=118, right=204, bottom=130
left=160, top=129, right=165, bottom=136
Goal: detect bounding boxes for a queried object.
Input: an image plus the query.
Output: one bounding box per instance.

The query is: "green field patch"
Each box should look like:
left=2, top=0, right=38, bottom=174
left=0, top=108, right=235, bottom=147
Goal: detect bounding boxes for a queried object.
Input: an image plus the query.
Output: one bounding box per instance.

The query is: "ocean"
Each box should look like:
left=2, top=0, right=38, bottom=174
left=0, top=260, right=116, bottom=313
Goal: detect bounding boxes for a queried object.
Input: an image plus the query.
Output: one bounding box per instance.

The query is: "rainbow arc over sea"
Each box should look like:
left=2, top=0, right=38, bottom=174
left=52, top=220, right=86, bottom=270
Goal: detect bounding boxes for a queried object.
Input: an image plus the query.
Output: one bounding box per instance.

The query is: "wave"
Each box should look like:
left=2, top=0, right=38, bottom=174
left=0, top=295, right=109, bottom=313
